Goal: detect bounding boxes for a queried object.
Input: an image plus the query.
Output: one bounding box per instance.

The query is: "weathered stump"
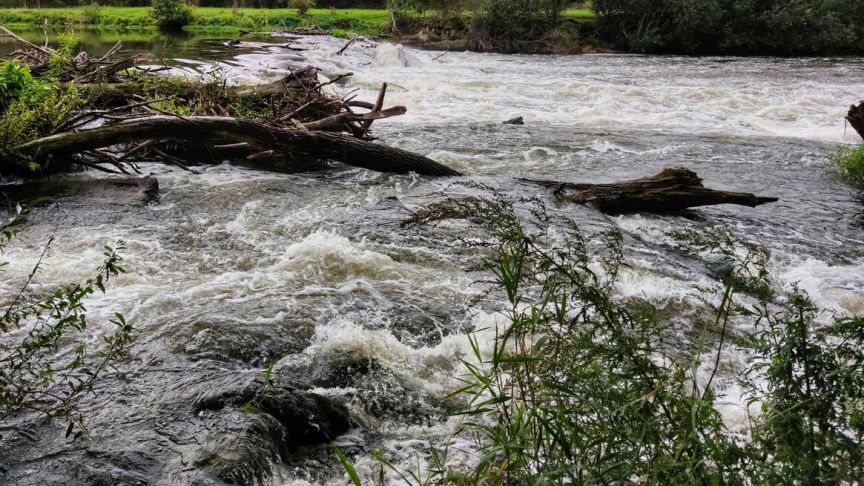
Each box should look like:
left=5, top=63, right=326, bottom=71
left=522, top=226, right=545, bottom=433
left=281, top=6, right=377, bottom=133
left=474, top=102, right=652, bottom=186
left=847, top=102, right=864, bottom=140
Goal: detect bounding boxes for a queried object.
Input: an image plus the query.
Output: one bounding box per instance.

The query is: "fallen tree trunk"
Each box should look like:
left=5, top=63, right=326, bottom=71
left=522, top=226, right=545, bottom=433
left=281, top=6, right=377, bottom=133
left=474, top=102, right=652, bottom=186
left=13, top=115, right=463, bottom=177
left=523, top=167, right=778, bottom=214
left=847, top=102, right=864, bottom=140
left=11, top=116, right=779, bottom=213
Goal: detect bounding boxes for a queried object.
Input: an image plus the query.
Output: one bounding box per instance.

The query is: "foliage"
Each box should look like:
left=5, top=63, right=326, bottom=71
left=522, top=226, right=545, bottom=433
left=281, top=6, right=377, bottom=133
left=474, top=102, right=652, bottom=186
left=383, top=0, right=572, bottom=51
left=0, top=208, right=133, bottom=438
left=150, top=0, right=192, bottom=30
left=443, top=207, right=743, bottom=483
left=470, top=0, right=565, bottom=51
left=831, top=143, right=864, bottom=188
left=0, top=61, right=37, bottom=110
left=743, top=290, right=864, bottom=482
left=80, top=2, right=102, bottom=23
left=0, top=62, right=83, bottom=169
left=343, top=199, right=864, bottom=484
left=593, top=0, right=864, bottom=55
left=288, top=0, right=313, bottom=16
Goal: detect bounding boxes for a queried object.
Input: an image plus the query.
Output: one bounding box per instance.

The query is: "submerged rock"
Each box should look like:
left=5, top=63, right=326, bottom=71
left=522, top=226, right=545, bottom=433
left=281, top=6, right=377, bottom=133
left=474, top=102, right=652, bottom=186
left=0, top=367, right=351, bottom=486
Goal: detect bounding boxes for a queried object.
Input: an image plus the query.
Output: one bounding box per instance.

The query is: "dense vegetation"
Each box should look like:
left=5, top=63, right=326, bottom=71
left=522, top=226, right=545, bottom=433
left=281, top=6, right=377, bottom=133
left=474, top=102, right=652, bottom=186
left=338, top=199, right=864, bottom=484
left=387, top=0, right=587, bottom=52
left=594, top=0, right=864, bottom=55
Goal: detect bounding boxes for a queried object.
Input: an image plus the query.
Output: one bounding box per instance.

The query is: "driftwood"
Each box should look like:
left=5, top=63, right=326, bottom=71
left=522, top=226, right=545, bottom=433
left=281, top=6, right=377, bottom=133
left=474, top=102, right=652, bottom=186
left=11, top=117, right=778, bottom=213
left=0, top=27, right=778, bottom=215
left=523, top=167, right=778, bottom=214
left=13, top=116, right=462, bottom=177
left=847, top=102, right=864, bottom=140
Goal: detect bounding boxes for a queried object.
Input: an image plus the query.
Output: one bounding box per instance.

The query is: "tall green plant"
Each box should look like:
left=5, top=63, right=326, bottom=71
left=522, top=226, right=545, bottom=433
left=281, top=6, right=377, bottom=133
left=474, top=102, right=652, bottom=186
left=831, top=143, right=864, bottom=188
left=0, top=208, right=133, bottom=438
left=743, top=290, right=864, bottom=482
left=347, top=198, right=864, bottom=484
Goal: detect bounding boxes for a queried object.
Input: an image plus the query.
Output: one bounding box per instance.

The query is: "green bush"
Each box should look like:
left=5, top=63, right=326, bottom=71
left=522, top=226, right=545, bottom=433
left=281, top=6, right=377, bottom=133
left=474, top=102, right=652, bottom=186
left=0, top=61, right=37, bottom=110
left=289, top=0, right=314, bottom=16
left=80, top=3, right=103, bottom=24
left=150, top=0, right=192, bottom=31
left=0, top=62, right=83, bottom=169
left=744, top=290, right=864, bottom=482
left=832, top=144, right=864, bottom=188
left=471, top=0, right=564, bottom=51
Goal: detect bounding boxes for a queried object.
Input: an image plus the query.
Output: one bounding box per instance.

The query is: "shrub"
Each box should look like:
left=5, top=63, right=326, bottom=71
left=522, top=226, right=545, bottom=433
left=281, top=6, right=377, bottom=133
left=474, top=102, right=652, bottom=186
left=471, top=0, right=563, bottom=51
left=0, top=63, right=83, bottom=171
left=150, top=0, right=192, bottom=31
left=289, top=0, right=314, bottom=16
left=80, top=3, right=103, bottom=24
left=0, top=61, right=37, bottom=111
left=832, top=143, right=864, bottom=188
left=330, top=27, right=350, bottom=39
left=743, top=290, right=864, bottom=482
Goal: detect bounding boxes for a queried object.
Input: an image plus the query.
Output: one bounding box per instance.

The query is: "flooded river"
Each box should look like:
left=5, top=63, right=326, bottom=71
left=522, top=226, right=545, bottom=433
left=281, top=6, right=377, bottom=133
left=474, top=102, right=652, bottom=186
left=1, top=31, right=863, bottom=485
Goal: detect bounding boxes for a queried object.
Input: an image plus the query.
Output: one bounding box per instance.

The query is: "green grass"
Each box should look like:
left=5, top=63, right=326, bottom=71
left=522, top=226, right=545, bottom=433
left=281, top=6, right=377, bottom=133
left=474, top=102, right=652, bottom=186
left=0, top=7, right=592, bottom=35
left=0, top=7, right=391, bottom=36
left=832, top=143, right=864, bottom=188
left=563, top=8, right=595, bottom=20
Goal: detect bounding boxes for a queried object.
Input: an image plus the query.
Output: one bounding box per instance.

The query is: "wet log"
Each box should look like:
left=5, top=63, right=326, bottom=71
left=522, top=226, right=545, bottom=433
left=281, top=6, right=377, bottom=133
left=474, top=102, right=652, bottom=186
left=13, top=115, right=462, bottom=177
left=522, top=167, right=778, bottom=214
left=847, top=102, right=864, bottom=140
left=11, top=118, right=779, bottom=213
left=0, top=176, right=158, bottom=205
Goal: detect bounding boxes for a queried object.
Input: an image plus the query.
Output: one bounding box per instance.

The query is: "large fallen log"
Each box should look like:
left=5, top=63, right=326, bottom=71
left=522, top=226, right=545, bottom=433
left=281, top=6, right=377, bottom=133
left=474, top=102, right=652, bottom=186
left=10, top=116, right=779, bottom=213
left=523, top=167, right=778, bottom=214
left=847, top=102, right=864, bottom=140
left=12, top=115, right=462, bottom=177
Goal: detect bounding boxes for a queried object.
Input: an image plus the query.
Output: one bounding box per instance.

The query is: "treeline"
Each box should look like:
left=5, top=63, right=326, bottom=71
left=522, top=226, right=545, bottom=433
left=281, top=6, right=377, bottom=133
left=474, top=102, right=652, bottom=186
left=595, top=0, right=864, bottom=55
left=391, top=0, right=864, bottom=54
left=0, top=0, right=384, bottom=8
left=390, top=0, right=575, bottom=52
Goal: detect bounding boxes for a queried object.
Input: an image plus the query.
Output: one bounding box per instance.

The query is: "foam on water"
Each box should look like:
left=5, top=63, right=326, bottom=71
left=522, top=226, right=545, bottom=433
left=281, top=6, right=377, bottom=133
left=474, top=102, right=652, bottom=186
left=289, top=36, right=864, bottom=142
left=3, top=34, right=864, bottom=484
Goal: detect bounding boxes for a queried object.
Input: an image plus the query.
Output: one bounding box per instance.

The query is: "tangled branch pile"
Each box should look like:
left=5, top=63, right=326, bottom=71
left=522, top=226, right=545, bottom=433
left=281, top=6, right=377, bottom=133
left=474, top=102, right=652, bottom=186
left=1, top=27, right=458, bottom=178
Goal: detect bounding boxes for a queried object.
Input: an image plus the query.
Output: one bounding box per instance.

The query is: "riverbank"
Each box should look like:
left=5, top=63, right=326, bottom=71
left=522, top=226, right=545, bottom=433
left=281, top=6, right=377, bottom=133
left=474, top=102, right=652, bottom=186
left=0, top=7, right=391, bottom=35
left=0, top=6, right=595, bottom=36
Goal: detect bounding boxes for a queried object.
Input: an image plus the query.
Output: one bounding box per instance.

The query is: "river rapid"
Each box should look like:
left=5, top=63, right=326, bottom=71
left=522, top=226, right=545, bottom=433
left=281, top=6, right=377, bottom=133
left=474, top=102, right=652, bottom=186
left=1, top=34, right=863, bottom=485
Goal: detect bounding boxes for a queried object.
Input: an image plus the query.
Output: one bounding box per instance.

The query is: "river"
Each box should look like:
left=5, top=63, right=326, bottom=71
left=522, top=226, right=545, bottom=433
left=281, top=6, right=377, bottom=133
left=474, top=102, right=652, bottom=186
left=1, top=32, right=863, bottom=484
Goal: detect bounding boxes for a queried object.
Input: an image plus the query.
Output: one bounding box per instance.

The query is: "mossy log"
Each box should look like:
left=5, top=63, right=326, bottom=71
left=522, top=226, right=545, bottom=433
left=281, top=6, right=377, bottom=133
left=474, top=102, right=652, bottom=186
left=847, top=102, right=864, bottom=140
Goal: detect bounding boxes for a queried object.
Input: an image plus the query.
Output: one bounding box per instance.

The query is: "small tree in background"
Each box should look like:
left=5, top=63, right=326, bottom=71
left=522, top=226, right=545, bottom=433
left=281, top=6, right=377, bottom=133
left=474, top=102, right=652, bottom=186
left=150, top=0, right=192, bottom=32
left=290, top=0, right=315, bottom=16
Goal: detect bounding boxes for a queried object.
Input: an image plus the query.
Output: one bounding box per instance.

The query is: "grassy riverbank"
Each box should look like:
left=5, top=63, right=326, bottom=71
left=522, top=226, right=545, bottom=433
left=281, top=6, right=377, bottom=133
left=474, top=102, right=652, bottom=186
left=0, top=7, right=390, bottom=35
left=0, top=6, right=596, bottom=36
